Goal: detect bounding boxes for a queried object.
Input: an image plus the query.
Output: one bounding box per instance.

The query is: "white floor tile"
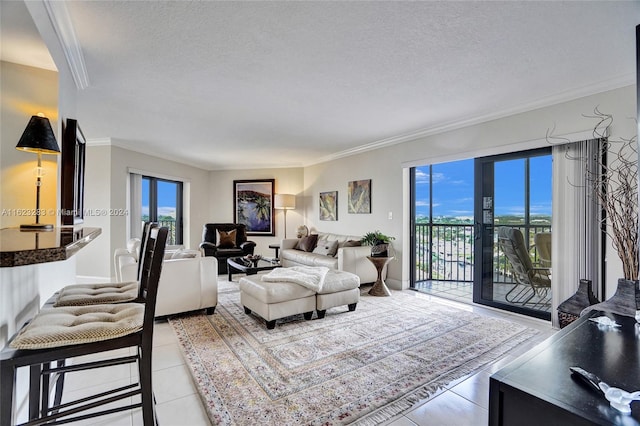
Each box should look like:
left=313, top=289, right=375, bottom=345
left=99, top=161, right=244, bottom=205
left=405, top=391, right=488, bottom=426
left=58, top=377, right=134, bottom=426
left=152, top=342, right=186, bottom=371
left=449, top=370, right=492, bottom=409
left=153, top=320, right=179, bottom=347
left=154, top=394, right=210, bottom=426
left=152, top=364, right=198, bottom=404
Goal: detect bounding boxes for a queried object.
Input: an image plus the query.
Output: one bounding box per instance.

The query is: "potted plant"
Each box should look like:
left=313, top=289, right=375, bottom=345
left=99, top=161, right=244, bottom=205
left=361, top=230, right=395, bottom=257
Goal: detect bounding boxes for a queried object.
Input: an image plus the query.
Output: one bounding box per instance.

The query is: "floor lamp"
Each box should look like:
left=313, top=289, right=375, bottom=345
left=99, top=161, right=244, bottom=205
left=274, top=194, right=296, bottom=238
left=16, top=114, right=61, bottom=230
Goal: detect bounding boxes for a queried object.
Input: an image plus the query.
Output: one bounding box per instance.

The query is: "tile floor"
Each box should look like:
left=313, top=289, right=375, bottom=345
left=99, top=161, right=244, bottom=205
left=18, top=279, right=556, bottom=426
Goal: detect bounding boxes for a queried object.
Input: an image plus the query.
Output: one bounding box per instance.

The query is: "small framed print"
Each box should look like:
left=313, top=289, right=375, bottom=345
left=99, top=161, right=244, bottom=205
left=347, top=179, right=371, bottom=214
left=320, top=191, right=338, bottom=221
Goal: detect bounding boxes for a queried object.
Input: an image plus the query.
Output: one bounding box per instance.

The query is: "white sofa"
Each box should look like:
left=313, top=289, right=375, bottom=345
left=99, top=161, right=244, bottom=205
left=114, top=241, right=218, bottom=317
left=280, top=232, right=382, bottom=284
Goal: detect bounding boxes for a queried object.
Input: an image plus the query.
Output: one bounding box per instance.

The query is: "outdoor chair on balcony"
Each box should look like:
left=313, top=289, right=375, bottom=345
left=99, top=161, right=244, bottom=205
left=533, top=232, right=552, bottom=268
left=497, top=227, right=551, bottom=308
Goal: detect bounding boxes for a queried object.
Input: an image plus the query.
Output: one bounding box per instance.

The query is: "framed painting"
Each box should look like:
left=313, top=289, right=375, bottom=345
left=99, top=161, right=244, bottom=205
left=234, top=179, right=275, bottom=236
left=61, top=118, right=86, bottom=225
left=319, top=191, right=338, bottom=221
left=347, top=179, right=371, bottom=214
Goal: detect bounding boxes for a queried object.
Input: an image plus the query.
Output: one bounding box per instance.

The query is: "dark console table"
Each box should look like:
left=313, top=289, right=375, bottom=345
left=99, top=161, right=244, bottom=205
left=489, top=310, right=640, bottom=425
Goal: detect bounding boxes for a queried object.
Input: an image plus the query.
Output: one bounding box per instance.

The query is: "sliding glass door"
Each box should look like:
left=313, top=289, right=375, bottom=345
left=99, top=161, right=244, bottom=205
left=473, top=148, right=552, bottom=319
left=411, top=147, right=552, bottom=319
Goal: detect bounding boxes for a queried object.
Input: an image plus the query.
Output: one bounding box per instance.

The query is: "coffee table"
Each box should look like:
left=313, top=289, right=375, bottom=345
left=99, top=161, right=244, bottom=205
left=227, top=257, right=281, bottom=281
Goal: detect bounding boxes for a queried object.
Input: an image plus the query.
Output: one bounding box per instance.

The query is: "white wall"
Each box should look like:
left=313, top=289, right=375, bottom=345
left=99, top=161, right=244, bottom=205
left=208, top=167, right=304, bottom=255
left=77, top=144, right=212, bottom=278
left=0, top=61, right=59, bottom=228
left=304, top=152, right=404, bottom=287
left=79, top=155, right=305, bottom=278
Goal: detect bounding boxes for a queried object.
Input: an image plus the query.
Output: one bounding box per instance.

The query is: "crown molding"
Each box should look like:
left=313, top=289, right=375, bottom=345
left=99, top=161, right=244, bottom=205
left=43, top=0, right=89, bottom=90
left=304, top=76, right=634, bottom=167
left=86, top=137, right=112, bottom=146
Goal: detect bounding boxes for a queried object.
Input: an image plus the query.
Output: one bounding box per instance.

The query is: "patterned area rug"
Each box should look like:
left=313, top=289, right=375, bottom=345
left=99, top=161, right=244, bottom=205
left=169, top=283, right=539, bottom=425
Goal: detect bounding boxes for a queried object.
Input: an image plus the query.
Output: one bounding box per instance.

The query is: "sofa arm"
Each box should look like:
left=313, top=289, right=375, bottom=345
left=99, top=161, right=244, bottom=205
left=119, top=262, right=138, bottom=283
left=114, top=250, right=138, bottom=282
left=240, top=241, right=256, bottom=254
left=281, top=239, right=299, bottom=250
left=199, top=241, right=218, bottom=256
left=155, top=257, right=218, bottom=317
left=337, top=246, right=381, bottom=284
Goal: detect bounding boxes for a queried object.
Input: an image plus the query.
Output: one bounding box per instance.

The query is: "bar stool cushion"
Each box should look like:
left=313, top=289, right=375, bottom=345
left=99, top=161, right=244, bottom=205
left=10, top=304, right=143, bottom=350
left=53, top=281, right=139, bottom=307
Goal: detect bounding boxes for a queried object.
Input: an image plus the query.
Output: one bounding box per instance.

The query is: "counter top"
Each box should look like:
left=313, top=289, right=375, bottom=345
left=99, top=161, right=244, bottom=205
left=0, top=227, right=102, bottom=267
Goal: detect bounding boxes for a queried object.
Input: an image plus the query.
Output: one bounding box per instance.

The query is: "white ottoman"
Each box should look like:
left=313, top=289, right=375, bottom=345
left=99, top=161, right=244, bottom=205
left=316, top=270, right=360, bottom=319
left=239, top=274, right=316, bottom=329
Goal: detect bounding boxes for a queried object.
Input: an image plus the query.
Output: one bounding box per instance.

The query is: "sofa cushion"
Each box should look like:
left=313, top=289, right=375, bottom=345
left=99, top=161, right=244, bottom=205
left=296, top=234, right=318, bottom=252
left=312, top=239, right=339, bottom=257
left=217, top=229, right=237, bottom=248
left=281, top=249, right=339, bottom=269
left=239, top=274, right=316, bottom=304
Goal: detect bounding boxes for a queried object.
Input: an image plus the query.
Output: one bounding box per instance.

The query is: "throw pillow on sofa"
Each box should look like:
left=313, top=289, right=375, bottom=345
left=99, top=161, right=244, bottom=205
left=217, top=229, right=237, bottom=248
left=296, top=234, right=318, bottom=252
left=312, top=239, right=339, bottom=257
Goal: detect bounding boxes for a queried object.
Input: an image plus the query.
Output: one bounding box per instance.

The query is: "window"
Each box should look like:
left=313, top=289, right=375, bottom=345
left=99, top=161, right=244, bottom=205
left=141, top=176, right=183, bottom=245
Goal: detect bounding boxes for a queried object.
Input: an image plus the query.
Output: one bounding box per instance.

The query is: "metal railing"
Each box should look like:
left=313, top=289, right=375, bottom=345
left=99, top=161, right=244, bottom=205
left=141, top=219, right=178, bottom=245
left=414, top=223, right=551, bottom=284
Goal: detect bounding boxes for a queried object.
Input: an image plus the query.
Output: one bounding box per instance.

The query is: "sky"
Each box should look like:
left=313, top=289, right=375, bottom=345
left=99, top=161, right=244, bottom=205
left=415, top=155, right=552, bottom=219
left=141, top=178, right=179, bottom=218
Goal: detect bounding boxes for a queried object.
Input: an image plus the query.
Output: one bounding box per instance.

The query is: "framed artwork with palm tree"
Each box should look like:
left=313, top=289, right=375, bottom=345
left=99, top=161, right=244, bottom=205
left=233, top=179, right=275, bottom=236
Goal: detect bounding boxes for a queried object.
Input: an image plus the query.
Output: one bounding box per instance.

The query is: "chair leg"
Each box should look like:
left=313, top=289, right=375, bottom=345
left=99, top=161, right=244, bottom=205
left=1, top=362, right=16, bottom=426
left=138, top=353, right=155, bottom=426
left=30, top=364, right=42, bottom=420
left=52, top=360, right=66, bottom=410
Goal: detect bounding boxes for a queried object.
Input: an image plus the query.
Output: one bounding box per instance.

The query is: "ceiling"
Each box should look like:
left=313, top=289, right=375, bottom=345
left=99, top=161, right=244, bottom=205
left=2, top=1, right=638, bottom=171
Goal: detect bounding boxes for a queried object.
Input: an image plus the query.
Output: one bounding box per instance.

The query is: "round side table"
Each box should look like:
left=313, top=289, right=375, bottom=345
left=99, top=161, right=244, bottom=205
left=366, top=256, right=393, bottom=296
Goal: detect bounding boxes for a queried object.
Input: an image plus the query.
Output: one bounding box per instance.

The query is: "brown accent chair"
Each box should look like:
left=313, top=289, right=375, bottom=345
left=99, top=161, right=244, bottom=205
left=200, top=223, right=257, bottom=274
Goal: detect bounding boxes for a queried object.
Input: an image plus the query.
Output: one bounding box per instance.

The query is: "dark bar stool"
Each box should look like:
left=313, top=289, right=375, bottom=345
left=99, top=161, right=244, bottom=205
left=1, top=227, right=168, bottom=426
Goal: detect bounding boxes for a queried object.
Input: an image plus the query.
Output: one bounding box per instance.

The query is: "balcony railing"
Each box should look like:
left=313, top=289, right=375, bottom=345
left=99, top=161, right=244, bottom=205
left=142, top=219, right=178, bottom=245
left=414, top=223, right=551, bottom=284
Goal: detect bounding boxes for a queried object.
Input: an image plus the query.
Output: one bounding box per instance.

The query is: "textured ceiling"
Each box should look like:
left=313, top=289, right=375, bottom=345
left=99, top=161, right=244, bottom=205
left=3, top=1, right=639, bottom=170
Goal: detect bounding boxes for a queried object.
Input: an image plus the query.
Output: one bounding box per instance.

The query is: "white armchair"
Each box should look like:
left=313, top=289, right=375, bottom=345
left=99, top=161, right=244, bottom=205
left=114, top=240, right=218, bottom=317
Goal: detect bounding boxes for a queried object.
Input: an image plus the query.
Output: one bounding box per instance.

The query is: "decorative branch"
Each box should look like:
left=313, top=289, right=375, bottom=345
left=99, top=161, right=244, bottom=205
left=551, top=108, right=638, bottom=280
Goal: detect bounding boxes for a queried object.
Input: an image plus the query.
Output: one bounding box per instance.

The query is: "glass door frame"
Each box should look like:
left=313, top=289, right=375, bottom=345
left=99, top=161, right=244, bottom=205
left=472, top=147, right=552, bottom=320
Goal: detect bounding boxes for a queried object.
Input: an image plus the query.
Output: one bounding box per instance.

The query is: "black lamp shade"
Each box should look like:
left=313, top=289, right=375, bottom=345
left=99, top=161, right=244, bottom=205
left=16, top=115, right=60, bottom=154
